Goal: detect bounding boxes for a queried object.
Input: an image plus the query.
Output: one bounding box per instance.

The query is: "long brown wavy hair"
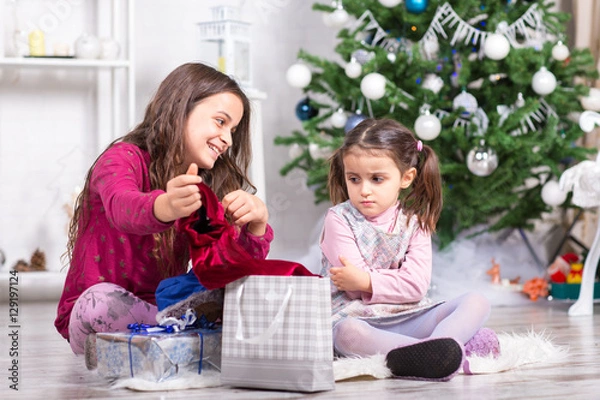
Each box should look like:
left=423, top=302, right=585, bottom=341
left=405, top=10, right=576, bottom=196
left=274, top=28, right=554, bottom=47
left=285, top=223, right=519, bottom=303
left=328, top=118, right=442, bottom=233
left=64, top=63, right=254, bottom=274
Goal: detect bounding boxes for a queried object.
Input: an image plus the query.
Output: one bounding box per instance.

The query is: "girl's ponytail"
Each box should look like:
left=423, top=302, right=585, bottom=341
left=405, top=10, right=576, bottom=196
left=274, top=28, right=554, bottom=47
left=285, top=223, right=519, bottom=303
left=404, top=142, right=443, bottom=233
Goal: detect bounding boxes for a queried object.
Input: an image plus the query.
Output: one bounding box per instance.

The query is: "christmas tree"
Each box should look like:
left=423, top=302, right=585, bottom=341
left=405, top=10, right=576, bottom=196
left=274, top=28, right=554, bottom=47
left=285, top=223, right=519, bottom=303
left=275, top=0, right=599, bottom=247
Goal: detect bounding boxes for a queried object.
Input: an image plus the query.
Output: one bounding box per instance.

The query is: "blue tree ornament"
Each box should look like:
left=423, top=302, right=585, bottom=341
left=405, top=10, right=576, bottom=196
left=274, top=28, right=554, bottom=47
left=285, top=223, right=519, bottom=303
left=344, top=112, right=368, bottom=133
left=405, top=0, right=429, bottom=14
left=295, top=97, right=318, bottom=121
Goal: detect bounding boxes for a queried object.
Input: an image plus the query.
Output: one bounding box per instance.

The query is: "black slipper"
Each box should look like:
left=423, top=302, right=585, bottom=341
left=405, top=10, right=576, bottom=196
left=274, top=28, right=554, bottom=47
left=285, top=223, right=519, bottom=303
left=385, top=337, right=463, bottom=381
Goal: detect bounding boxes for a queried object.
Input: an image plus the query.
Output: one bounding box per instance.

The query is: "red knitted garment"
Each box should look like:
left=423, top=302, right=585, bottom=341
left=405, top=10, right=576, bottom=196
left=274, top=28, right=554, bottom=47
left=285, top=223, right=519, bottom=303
left=179, top=183, right=315, bottom=289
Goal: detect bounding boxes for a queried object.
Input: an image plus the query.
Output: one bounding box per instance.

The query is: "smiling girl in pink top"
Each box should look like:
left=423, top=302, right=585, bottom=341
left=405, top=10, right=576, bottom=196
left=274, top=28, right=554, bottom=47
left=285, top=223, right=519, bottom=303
left=320, top=118, right=500, bottom=381
left=55, top=63, right=272, bottom=361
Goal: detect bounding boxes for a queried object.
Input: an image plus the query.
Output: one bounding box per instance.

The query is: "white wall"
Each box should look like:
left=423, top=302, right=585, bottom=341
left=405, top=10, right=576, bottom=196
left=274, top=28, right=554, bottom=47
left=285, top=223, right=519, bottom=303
left=0, top=0, right=336, bottom=272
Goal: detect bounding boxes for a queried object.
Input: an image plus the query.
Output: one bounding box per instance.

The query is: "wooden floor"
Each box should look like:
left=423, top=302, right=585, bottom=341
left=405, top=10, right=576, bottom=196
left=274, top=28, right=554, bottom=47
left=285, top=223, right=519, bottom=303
left=1, top=300, right=599, bottom=400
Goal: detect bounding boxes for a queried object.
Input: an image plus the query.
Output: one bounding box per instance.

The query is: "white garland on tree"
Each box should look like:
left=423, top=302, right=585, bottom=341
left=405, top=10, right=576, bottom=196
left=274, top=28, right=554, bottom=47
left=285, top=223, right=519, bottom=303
left=350, top=9, right=417, bottom=58
left=498, top=98, right=558, bottom=136
left=349, top=4, right=554, bottom=68
left=350, top=10, right=389, bottom=47
left=419, top=3, right=550, bottom=60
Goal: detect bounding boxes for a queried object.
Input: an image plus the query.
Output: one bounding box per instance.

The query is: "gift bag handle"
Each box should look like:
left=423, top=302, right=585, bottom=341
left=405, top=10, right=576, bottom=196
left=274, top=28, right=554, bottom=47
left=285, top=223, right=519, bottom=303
left=235, top=283, right=293, bottom=344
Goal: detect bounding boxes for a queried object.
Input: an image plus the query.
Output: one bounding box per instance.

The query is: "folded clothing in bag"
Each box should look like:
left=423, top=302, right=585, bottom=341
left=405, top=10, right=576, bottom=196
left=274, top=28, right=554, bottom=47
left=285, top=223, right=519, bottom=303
left=96, top=328, right=221, bottom=382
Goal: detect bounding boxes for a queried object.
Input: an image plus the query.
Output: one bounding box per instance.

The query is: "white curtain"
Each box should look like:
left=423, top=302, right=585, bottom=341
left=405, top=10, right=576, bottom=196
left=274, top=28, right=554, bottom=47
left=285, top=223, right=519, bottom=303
left=572, top=0, right=600, bottom=84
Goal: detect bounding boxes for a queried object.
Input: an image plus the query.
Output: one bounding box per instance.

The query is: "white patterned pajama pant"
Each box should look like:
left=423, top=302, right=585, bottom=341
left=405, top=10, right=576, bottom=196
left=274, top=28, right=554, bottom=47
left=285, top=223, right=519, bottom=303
left=68, top=282, right=158, bottom=354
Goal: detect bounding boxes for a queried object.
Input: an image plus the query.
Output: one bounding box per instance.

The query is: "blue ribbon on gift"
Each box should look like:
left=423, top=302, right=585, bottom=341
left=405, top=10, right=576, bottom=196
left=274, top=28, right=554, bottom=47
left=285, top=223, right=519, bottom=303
left=125, top=309, right=215, bottom=378
left=126, top=322, right=178, bottom=334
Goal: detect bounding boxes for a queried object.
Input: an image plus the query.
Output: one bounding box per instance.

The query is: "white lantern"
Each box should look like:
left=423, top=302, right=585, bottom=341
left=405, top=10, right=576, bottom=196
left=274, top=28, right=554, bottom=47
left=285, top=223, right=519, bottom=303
left=197, top=6, right=252, bottom=87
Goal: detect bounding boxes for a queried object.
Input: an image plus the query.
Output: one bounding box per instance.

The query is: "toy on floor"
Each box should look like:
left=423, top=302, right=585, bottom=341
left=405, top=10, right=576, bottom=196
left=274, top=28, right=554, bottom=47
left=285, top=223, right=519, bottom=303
left=566, top=263, right=584, bottom=284
left=486, top=258, right=521, bottom=288
left=487, top=258, right=501, bottom=284
left=547, top=252, right=580, bottom=283
left=522, top=277, right=549, bottom=301
left=12, top=248, right=46, bottom=272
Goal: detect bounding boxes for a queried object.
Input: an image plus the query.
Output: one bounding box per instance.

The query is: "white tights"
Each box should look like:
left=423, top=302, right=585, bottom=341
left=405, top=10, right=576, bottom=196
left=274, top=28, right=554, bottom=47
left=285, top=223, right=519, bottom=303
left=333, top=292, right=491, bottom=358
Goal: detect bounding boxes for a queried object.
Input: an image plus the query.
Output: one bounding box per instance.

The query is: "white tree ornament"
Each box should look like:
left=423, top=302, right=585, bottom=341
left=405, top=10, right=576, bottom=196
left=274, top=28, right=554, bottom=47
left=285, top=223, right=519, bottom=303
left=531, top=67, right=557, bottom=96
left=466, top=144, right=498, bottom=177
left=360, top=72, right=387, bottom=100
left=329, top=5, right=350, bottom=28
left=345, top=59, right=363, bottom=78
left=286, top=63, right=312, bottom=88
left=540, top=180, right=568, bottom=206
left=422, top=74, right=444, bottom=94
left=330, top=108, right=348, bottom=128
left=322, top=12, right=334, bottom=27
left=453, top=90, right=478, bottom=117
left=551, top=41, right=570, bottom=61
left=414, top=110, right=442, bottom=140
left=379, top=0, right=403, bottom=7
left=484, top=33, right=510, bottom=60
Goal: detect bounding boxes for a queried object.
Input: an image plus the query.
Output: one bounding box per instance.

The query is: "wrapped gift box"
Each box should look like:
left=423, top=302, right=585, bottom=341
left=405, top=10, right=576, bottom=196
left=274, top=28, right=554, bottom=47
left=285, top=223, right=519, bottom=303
left=96, top=327, right=221, bottom=382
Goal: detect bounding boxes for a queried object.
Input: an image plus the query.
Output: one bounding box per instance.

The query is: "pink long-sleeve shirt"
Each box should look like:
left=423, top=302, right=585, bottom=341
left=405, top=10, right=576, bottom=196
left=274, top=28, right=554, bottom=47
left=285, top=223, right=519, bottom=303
left=55, top=142, right=272, bottom=340
left=320, top=203, right=432, bottom=305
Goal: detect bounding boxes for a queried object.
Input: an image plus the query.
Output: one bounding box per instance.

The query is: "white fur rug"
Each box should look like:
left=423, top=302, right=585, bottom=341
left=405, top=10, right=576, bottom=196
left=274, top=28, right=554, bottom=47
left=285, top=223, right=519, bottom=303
left=111, top=331, right=567, bottom=391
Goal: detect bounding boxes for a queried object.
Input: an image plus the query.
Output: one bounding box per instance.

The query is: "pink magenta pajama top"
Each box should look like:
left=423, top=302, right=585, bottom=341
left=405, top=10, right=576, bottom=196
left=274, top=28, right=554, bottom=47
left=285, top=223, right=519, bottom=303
left=55, top=142, right=273, bottom=340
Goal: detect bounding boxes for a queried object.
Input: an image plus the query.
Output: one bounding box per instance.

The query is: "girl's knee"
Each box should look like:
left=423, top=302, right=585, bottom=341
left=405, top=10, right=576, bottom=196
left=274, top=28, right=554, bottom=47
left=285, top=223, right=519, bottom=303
left=71, top=283, right=152, bottom=333
left=334, top=318, right=370, bottom=336
left=462, top=291, right=491, bottom=318
left=80, top=282, right=127, bottom=298
left=333, top=318, right=372, bottom=356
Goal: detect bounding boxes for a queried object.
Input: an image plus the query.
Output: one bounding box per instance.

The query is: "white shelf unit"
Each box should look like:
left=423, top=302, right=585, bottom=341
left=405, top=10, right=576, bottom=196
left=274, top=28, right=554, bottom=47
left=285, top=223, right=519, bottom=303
left=0, top=1, right=135, bottom=297
left=0, top=57, right=130, bottom=68
left=0, top=0, right=136, bottom=150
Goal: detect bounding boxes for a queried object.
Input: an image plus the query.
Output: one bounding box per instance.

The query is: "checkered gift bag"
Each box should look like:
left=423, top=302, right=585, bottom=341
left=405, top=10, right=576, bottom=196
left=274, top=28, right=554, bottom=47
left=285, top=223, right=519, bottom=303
left=221, top=275, right=334, bottom=392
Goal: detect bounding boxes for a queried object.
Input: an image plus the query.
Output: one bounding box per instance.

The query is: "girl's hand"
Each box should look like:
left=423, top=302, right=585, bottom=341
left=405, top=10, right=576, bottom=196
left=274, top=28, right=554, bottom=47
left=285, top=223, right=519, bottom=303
left=329, top=256, right=372, bottom=293
left=222, top=190, right=269, bottom=236
left=153, top=163, right=203, bottom=223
